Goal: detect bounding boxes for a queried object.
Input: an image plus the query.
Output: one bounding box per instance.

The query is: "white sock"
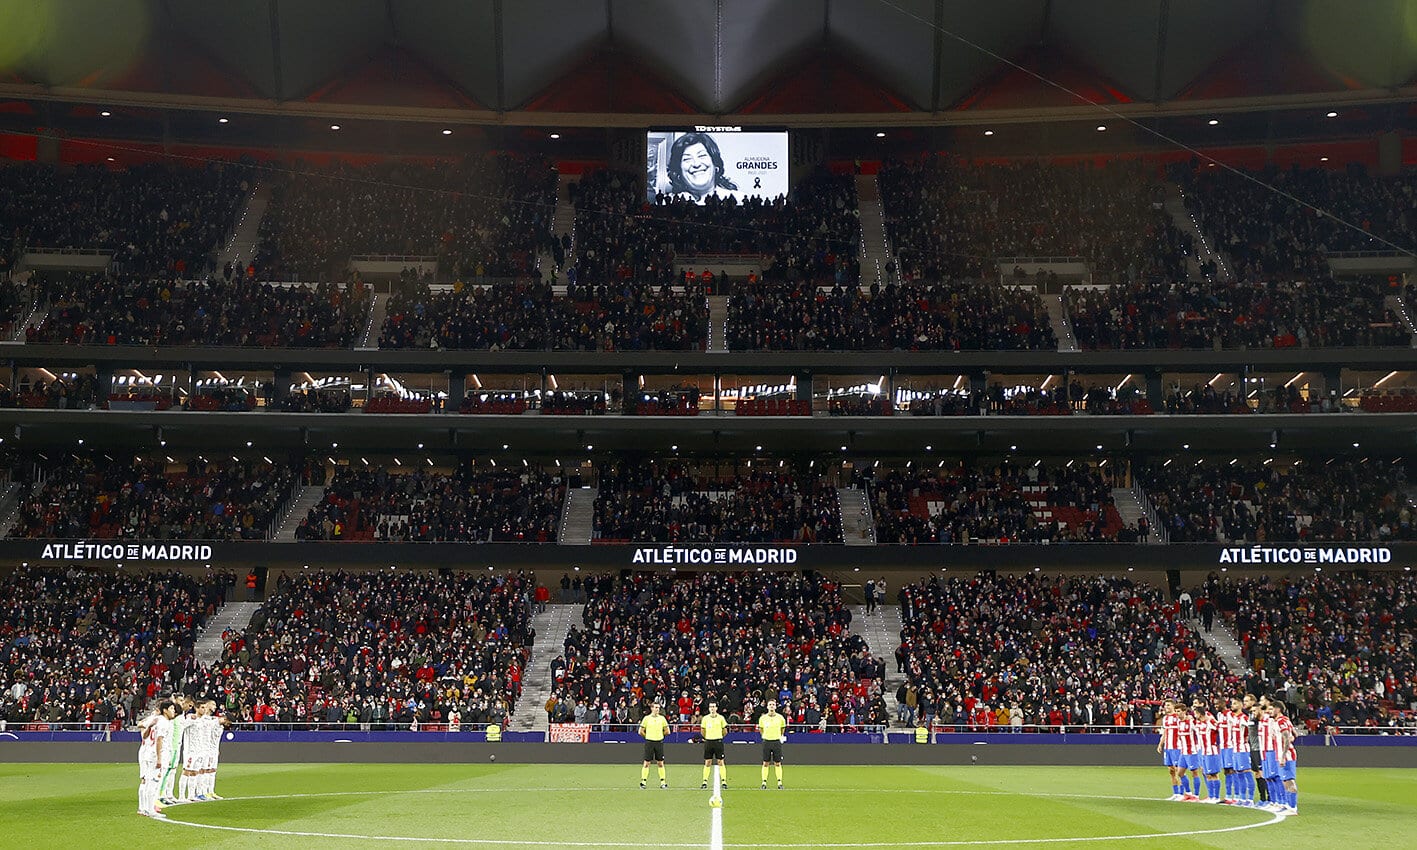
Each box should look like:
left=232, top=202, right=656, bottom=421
left=179, top=774, right=190, bottom=800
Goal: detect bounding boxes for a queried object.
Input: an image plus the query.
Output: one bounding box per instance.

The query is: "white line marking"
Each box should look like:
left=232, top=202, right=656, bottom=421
left=155, top=787, right=1286, bottom=847
left=710, top=763, right=723, bottom=850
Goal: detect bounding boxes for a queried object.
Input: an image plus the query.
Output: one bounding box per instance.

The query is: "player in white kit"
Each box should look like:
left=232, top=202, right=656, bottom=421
left=136, top=707, right=162, bottom=817
left=180, top=701, right=213, bottom=802
left=195, top=700, right=230, bottom=800
left=149, top=699, right=179, bottom=816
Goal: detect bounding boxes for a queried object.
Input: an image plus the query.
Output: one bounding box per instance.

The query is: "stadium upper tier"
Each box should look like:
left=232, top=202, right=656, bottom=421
left=878, top=157, right=1189, bottom=282
left=0, top=162, right=249, bottom=277
left=570, top=166, right=860, bottom=288
left=2, top=159, right=1415, bottom=356
left=255, top=156, right=556, bottom=282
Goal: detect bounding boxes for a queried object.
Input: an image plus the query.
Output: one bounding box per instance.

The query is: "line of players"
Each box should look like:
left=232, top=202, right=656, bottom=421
left=136, top=696, right=231, bottom=819
left=1157, top=694, right=1299, bottom=816
left=636, top=699, right=789, bottom=791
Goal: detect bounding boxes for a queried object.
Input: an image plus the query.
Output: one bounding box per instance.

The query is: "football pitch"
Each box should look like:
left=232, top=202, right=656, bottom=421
left=3, top=762, right=1415, bottom=849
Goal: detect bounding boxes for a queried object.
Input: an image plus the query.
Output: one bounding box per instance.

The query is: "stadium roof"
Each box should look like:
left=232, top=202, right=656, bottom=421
left=3, top=0, right=1417, bottom=128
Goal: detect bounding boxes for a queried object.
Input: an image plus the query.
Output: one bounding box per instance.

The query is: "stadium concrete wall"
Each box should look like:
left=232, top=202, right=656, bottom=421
left=5, top=742, right=1417, bottom=768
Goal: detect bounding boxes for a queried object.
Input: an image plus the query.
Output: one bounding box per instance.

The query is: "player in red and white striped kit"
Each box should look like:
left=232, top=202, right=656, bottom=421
left=1194, top=701, right=1223, bottom=803
left=1156, top=700, right=1186, bottom=800
left=1221, top=698, right=1254, bottom=805
left=1177, top=706, right=1203, bottom=801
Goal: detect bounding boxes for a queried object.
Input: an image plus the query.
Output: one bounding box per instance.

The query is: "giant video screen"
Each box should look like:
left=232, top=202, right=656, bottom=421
left=647, top=127, right=789, bottom=204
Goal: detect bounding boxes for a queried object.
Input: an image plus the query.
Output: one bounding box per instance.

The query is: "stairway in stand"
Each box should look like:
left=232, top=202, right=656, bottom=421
left=558, top=486, right=596, bottom=544
left=851, top=603, right=900, bottom=725
left=707, top=295, right=728, bottom=353
left=357, top=292, right=389, bottom=349
left=838, top=487, right=877, bottom=545
left=1163, top=186, right=1233, bottom=281
left=537, top=172, right=578, bottom=282
left=1188, top=615, right=1248, bottom=674
left=1044, top=294, right=1079, bottom=352
left=218, top=180, right=272, bottom=271
left=194, top=601, right=263, bottom=668
left=273, top=485, right=326, bottom=541
left=510, top=603, right=583, bottom=734
left=855, top=173, right=894, bottom=286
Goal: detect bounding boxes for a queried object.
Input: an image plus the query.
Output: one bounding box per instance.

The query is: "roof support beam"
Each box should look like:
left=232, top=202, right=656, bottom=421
left=3, top=82, right=1410, bottom=128
left=493, top=0, right=506, bottom=112
left=268, top=0, right=285, bottom=101
left=931, top=0, right=944, bottom=112
left=1152, top=0, right=1170, bottom=103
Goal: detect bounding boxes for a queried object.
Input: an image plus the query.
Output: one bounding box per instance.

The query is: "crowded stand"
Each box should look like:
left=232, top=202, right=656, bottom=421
left=863, top=461, right=1141, bottom=544
left=894, top=573, right=1225, bottom=728
left=0, top=161, right=249, bottom=277
left=28, top=273, right=369, bottom=348
left=1177, top=163, right=1417, bottom=277
left=726, top=279, right=1056, bottom=351
left=593, top=463, right=843, bottom=543
left=1140, top=459, right=1415, bottom=543
left=7, top=456, right=296, bottom=541
left=551, top=570, right=888, bottom=728
left=0, top=565, right=233, bottom=725
left=191, top=570, right=533, bottom=729
left=1065, top=278, right=1409, bottom=349
left=255, top=156, right=556, bottom=281
left=1189, top=571, right=1417, bottom=727
left=879, top=157, right=1188, bottom=282
left=0, top=277, right=27, bottom=337
left=569, top=166, right=859, bottom=287
left=293, top=465, right=563, bottom=542
left=378, top=280, right=707, bottom=351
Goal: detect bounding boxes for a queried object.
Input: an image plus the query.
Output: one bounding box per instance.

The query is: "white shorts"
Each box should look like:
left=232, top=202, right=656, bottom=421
left=139, top=752, right=157, bottom=777
left=184, top=752, right=202, bottom=771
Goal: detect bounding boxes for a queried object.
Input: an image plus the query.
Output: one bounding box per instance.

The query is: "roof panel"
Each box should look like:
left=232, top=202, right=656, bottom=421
left=1048, top=0, right=1160, bottom=100
left=828, top=0, right=937, bottom=108
left=1157, top=0, right=1269, bottom=99
left=612, top=0, right=719, bottom=110
left=935, top=0, right=1046, bottom=107
left=392, top=0, right=499, bottom=107
left=278, top=0, right=387, bottom=101
left=718, top=0, right=826, bottom=109
left=166, top=0, right=278, bottom=98
left=503, top=0, right=608, bottom=108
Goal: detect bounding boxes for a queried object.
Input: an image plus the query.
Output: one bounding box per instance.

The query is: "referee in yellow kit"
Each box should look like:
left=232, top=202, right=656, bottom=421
left=700, top=701, right=729, bottom=790
left=757, top=699, right=787, bottom=789
left=639, top=701, right=671, bottom=789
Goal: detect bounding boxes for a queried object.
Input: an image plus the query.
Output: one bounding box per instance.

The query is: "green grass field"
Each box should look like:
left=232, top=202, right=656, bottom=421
left=2, top=762, right=1414, bottom=849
